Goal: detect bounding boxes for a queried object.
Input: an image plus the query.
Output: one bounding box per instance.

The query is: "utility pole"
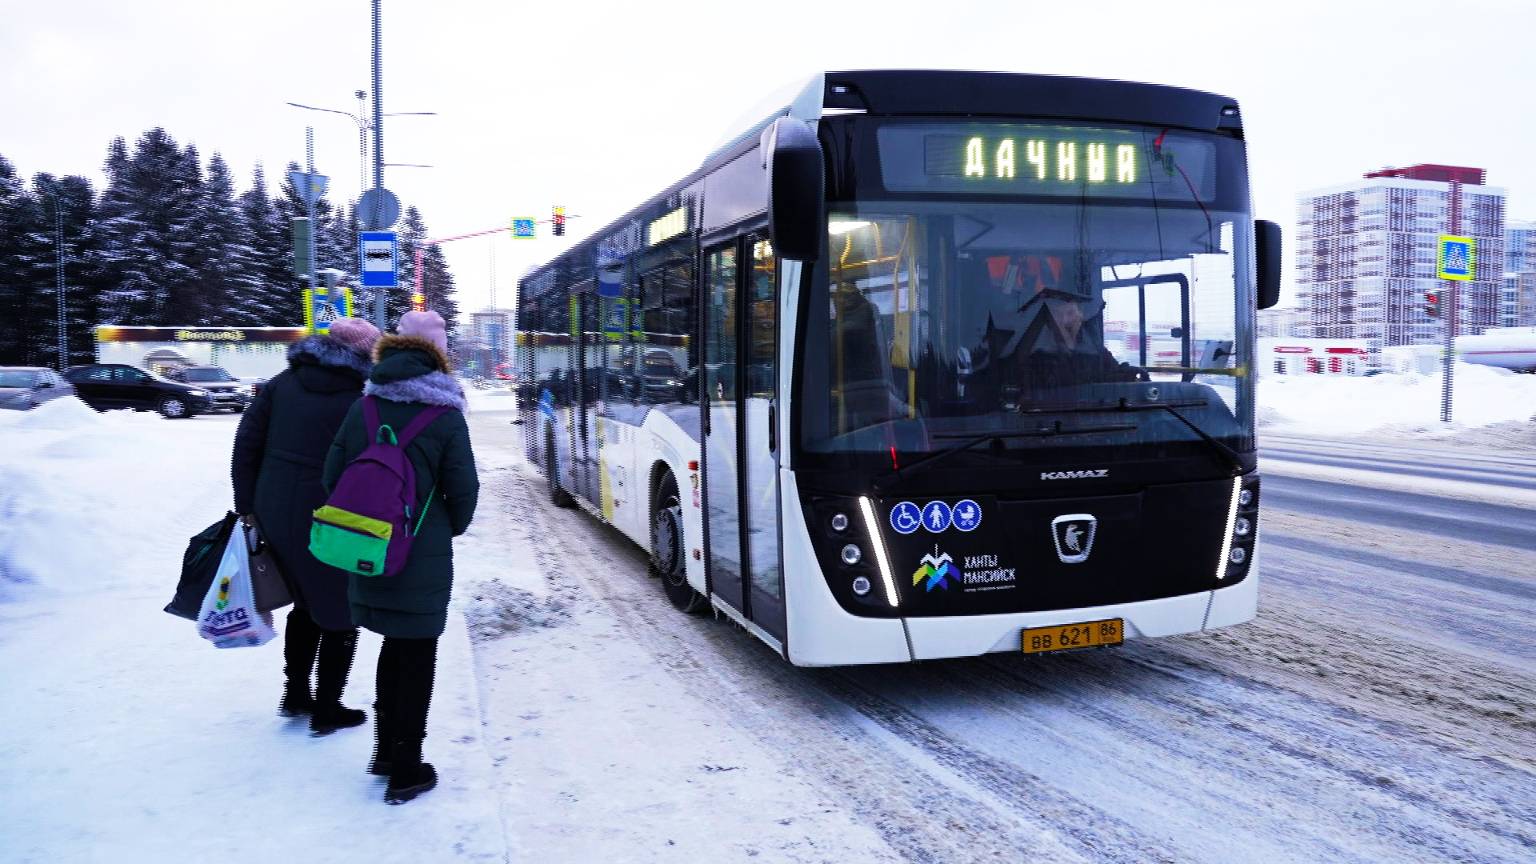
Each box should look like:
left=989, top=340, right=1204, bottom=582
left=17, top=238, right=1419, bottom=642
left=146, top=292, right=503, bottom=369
left=1440, top=180, right=1460, bottom=423
left=371, top=0, right=386, bottom=330
left=305, top=127, right=319, bottom=295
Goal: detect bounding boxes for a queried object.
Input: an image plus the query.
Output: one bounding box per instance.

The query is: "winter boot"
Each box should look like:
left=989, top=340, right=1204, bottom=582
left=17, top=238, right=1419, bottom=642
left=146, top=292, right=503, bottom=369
left=279, top=609, right=320, bottom=717
left=368, top=702, right=393, bottom=776
left=384, top=740, right=437, bottom=805
left=310, top=628, right=367, bottom=735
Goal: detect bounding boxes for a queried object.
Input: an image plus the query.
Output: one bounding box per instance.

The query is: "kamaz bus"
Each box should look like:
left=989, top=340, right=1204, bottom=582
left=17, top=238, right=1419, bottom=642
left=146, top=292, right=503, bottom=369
left=516, top=71, right=1281, bottom=666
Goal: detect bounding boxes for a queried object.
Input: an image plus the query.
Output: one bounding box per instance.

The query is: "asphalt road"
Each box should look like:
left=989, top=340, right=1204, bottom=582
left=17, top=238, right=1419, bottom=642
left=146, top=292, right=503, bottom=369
left=470, top=413, right=1536, bottom=863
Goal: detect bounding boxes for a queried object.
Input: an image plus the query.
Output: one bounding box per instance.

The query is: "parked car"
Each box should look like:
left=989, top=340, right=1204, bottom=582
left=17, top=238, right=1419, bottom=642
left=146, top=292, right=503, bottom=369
left=162, top=365, right=251, bottom=413
left=0, top=367, right=76, bottom=411
left=63, top=363, right=214, bottom=418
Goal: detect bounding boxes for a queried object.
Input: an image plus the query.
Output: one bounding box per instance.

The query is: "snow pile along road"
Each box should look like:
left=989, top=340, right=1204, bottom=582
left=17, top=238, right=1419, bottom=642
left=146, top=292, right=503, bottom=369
left=0, top=397, right=503, bottom=862
left=1259, top=362, right=1536, bottom=437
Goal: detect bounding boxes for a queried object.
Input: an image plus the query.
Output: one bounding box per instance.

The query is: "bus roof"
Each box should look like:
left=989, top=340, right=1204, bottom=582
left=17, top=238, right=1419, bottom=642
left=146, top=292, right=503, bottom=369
left=519, top=70, right=1242, bottom=293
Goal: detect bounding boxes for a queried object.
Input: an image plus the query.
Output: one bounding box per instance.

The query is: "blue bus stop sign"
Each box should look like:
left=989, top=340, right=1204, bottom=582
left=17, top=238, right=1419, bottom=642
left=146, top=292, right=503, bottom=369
left=359, top=231, right=398, bottom=288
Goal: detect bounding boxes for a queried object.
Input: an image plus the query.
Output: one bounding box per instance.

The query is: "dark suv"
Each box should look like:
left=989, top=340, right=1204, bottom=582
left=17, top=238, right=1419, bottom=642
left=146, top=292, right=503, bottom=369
left=163, top=365, right=251, bottom=413
left=63, top=363, right=214, bottom=418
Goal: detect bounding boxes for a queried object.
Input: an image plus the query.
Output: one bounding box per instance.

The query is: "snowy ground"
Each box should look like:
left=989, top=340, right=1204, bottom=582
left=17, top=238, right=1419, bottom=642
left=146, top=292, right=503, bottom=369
left=0, top=401, right=501, bottom=862
left=1258, top=361, right=1536, bottom=444
left=3, top=392, right=1533, bottom=863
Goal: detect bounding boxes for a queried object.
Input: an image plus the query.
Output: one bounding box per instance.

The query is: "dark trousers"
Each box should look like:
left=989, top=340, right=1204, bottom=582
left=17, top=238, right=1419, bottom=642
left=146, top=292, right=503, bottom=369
left=375, top=636, right=439, bottom=745
left=284, top=606, right=360, bottom=703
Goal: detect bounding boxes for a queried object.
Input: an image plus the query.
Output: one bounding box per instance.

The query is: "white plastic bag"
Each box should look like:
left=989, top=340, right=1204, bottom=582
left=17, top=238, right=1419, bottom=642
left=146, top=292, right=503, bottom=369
left=196, top=525, right=277, bottom=648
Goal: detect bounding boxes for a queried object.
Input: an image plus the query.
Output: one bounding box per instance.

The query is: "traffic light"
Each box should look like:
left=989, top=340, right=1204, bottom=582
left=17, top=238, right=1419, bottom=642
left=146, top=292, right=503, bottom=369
left=552, top=205, right=566, bottom=237
left=1425, top=291, right=1441, bottom=318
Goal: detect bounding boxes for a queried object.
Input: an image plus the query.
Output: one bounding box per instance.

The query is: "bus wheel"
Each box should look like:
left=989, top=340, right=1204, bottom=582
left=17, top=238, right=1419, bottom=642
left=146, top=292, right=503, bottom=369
left=653, top=476, right=704, bottom=614
left=546, top=428, right=573, bottom=508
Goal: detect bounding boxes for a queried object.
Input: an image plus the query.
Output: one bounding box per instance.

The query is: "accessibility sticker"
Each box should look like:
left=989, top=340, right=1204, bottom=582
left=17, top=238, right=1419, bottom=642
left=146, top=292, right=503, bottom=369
left=952, top=499, right=982, bottom=532
left=889, top=501, right=922, bottom=535
left=921, top=500, right=953, bottom=533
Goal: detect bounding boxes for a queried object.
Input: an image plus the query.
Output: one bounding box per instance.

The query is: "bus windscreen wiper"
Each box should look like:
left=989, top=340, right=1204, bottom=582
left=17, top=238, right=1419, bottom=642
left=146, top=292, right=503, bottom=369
left=872, top=421, right=1136, bottom=495
left=1020, top=398, right=1243, bottom=473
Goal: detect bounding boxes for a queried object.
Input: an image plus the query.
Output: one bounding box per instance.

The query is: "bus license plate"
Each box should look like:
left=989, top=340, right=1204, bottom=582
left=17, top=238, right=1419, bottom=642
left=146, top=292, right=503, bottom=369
left=1021, top=618, right=1124, bottom=654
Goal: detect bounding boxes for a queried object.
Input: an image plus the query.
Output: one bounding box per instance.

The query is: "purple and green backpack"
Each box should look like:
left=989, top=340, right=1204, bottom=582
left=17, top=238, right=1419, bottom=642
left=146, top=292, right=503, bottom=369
left=310, top=396, right=449, bottom=577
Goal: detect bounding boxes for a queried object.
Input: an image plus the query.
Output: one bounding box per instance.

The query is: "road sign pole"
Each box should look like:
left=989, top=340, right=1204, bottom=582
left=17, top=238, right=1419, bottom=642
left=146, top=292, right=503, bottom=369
left=305, top=127, right=318, bottom=297
left=371, top=0, right=385, bottom=331
left=1440, top=181, right=1461, bottom=424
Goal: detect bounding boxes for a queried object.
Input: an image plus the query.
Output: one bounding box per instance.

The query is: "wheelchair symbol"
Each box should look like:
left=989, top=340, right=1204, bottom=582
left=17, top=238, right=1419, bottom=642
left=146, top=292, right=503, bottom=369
left=889, top=501, right=921, bottom=535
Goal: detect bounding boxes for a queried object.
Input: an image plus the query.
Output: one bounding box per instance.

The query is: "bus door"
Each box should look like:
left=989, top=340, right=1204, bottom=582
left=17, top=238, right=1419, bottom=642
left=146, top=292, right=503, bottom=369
left=572, top=286, right=601, bottom=506
left=703, top=236, right=785, bottom=641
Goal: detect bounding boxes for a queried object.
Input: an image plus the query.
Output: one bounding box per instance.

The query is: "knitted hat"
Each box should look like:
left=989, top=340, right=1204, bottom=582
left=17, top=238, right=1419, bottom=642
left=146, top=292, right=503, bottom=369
left=326, top=317, right=381, bottom=356
left=397, top=310, right=448, bottom=354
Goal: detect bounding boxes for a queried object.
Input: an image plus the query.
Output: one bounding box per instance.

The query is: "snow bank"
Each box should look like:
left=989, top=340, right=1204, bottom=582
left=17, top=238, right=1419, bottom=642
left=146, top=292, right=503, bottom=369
left=0, top=400, right=230, bottom=595
left=1259, top=363, right=1536, bottom=438
left=0, top=408, right=503, bottom=859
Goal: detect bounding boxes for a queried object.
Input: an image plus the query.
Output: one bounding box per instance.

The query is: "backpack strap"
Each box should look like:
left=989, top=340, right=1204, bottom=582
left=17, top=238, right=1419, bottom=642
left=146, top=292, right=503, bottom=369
left=362, top=395, right=385, bottom=441
left=394, top=404, right=452, bottom=449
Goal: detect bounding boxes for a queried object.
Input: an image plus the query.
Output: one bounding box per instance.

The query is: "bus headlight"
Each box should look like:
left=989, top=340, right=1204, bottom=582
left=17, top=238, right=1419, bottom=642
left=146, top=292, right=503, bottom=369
left=841, top=544, right=862, bottom=566
left=857, top=497, right=900, bottom=608
left=851, top=575, right=872, bottom=597
left=830, top=512, right=850, bottom=533
left=1234, top=516, right=1251, bottom=537
left=1229, top=547, right=1247, bottom=565
left=1216, top=477, right=1241, bottom=581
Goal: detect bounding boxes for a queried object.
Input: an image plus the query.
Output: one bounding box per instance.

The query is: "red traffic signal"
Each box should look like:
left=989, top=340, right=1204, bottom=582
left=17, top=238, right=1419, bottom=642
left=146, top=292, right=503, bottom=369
left=1425, top=291, right=1440, bottom=318
left=552, top=205, right=566, bottom=237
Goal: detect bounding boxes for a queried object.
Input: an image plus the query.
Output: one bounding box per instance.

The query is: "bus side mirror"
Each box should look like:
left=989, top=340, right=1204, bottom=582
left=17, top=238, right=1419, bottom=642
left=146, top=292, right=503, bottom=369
left=1256, top=220, right=1281, bottom=310
left=764, top=117, right=824, bottom=262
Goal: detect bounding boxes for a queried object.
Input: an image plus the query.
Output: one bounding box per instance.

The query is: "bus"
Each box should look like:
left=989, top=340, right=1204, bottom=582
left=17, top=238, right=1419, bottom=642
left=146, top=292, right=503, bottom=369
left=516, top=70, right=1281, bottom=666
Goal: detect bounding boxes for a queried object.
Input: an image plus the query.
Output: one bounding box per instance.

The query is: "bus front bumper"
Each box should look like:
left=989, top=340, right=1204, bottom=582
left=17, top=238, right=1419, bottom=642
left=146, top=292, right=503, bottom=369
left=903, top=571, right=1257, bottom=660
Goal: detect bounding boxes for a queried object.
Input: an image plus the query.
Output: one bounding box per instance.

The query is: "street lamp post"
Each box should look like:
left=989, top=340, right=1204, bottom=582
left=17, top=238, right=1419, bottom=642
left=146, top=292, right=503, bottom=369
left=284, top=100, right=435, bottom=207
left=40, top=190, right=67, bottom=370
left=286, top=98, right=435, bottom=328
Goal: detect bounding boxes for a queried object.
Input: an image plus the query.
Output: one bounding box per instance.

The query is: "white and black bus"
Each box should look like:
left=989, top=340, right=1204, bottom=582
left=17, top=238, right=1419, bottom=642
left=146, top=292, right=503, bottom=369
left=516, top=71, right=1280, bottom=666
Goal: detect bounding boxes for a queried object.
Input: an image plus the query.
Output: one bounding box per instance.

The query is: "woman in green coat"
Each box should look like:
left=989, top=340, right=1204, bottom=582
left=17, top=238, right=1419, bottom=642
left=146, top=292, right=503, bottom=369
left=323, top=310, right=478, bottom=804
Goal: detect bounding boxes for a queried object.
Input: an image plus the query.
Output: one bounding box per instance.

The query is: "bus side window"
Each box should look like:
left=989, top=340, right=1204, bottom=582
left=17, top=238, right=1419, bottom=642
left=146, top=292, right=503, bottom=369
left=663, top=261, right=695, bottom=406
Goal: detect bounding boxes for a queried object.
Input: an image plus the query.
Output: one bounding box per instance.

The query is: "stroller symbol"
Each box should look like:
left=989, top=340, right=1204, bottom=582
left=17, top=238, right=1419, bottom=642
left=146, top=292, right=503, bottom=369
left=889, top=501, right=922, bottom=535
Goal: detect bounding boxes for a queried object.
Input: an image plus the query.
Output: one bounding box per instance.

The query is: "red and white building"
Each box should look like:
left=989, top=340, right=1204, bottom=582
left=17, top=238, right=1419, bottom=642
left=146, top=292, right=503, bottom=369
left=1296, top=164, right=1506, bottom=348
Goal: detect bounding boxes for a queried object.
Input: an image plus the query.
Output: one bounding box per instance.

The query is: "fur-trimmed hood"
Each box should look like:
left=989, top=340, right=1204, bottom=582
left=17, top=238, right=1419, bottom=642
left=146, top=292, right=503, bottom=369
left=287, top=335, right=372, bottom=377
left=373, top=334, right=451, bottom=372
left=365, top=333, right=466, bottom=412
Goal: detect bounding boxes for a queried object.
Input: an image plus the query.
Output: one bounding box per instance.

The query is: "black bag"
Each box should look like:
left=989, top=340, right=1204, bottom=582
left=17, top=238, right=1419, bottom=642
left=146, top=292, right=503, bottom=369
left=164, top=512, right=239, bottom=620
left=246, top=522, right=293, bottom=613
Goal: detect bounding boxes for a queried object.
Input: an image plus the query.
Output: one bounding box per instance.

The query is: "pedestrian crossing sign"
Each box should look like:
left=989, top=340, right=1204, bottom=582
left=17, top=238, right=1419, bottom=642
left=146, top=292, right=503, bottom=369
left=511, top=218, right=536, bottom=239
left=302, top=286, right=354, bottom=334
left=1437, top=235, right=1474, bottom=281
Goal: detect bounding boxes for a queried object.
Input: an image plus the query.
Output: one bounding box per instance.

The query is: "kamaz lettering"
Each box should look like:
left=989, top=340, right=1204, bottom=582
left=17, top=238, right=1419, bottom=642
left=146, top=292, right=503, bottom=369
left=1040, top=469, right=1109, bottom=480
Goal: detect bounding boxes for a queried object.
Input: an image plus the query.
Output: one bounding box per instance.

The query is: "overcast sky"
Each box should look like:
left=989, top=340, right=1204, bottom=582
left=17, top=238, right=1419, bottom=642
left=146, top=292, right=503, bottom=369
left=3, top=0, right=1532, bottom=314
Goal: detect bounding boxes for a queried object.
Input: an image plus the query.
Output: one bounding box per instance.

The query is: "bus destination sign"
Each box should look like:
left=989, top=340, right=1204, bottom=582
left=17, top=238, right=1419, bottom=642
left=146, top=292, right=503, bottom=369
left=877, top=123, right=1217, bottom=201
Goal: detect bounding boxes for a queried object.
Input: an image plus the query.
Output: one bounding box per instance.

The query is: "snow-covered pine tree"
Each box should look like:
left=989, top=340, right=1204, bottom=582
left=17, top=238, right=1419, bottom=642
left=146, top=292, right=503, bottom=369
left=196, top=153, right=265, bottom=326
left=420, top=240, right=460, bottom=340
left=96, top=129, right=207, bottom=326
left=0, top=155, right=46, bottom=365
left=24, top=173, right=104, bottom=369
left=239, top=164, right=298, bottom=326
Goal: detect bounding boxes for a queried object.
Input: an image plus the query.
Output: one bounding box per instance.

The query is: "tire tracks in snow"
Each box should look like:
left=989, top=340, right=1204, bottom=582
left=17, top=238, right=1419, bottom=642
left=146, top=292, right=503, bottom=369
left=478, top=460, right=1534, bottom=863
left=493, top=466, right=1172, bottom=863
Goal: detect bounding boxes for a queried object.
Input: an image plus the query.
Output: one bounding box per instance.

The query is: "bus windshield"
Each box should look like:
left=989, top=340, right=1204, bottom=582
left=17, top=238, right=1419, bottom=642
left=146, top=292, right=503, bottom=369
left=800, top=198, right=1255, bottom=462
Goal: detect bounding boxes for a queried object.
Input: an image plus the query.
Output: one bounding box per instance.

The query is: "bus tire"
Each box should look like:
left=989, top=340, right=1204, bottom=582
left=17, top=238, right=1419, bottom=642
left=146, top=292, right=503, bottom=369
left=652, top=474, right=704, bottom=614
left=546, top=427, right=574, bottom=508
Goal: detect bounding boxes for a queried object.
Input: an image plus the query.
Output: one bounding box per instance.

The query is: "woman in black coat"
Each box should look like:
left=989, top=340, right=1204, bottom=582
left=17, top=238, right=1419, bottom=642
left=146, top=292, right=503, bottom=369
left=232, top=318, right=381, bottom=734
